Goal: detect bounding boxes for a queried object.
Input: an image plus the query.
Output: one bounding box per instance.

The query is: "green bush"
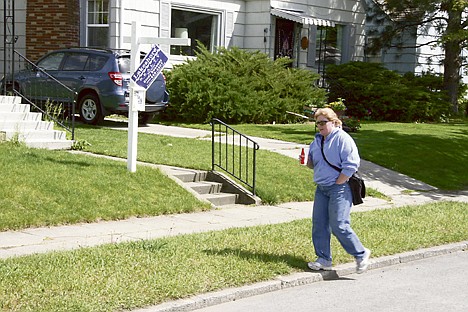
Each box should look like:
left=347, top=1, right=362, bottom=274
left=164, top=46, right=326, bottom=124
left=325, top=62, right=451, bottom=122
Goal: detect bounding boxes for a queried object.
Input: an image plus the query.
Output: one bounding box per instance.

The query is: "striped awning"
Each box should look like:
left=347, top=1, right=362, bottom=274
left=271, top=8, right=335, bottom=27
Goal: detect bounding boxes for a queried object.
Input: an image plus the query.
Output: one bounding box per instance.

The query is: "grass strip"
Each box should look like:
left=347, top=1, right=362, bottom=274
left=1, top=201, right=467, bottom=311
left=0, top=142, right=211, bottom=231
left=0, top=135, right=316, bottom=231
left=74, top=125, right=317, bottom=204
left=162, top=121, right=468, bottom=190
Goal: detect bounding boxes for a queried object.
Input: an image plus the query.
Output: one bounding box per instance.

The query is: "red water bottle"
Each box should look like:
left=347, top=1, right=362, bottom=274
left=299, top=148, right=305, bottom=164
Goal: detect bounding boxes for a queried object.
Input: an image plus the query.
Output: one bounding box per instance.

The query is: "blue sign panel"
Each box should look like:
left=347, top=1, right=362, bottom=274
left=131, top=45, right=168, bottom=90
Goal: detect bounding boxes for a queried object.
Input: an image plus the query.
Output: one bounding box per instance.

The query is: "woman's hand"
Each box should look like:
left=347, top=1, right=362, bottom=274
left=335, top=173, right=349, bottom=185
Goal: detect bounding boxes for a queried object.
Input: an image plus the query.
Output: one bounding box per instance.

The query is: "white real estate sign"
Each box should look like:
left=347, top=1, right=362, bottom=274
left=131, top=45, right=168, bottom=90
left=126, top=21, right=190, bottom=173
left=130, top=45, right=168, bottom=111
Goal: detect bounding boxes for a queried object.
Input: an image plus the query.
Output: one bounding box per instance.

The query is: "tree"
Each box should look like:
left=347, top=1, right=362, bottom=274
left=367, top=0, right=467, bottom=113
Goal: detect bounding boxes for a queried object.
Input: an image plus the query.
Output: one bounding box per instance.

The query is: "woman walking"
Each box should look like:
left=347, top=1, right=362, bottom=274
left=306, top=108, right=371, bottom=273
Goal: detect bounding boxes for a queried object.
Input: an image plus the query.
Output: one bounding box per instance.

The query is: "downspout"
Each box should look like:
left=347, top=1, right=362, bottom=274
left=3, top=0, right=6, bottom=94
left=119, top=0, right=124, bottom=49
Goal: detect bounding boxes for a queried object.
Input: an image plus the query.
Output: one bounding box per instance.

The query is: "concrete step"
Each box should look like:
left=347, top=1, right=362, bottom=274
left=0, top=97, right=74, bottom=150
left=3, top=129, right=68, bottom=141
left=167, top=168, right=208, bottom=182
left=162, top=167, right=240, bottom=206
left=0, top=112, right=42, bottom=122
left=0, top=120, right=54, bottom=131
left=0, top=95, right=21, bottom=105
left=201, top=193, right=239, bottom=206
left=0, top=103, right=30, bottom=112
left=0, top=130, right=73, bottom=150
left=24, top=140, right=74, bottom=150
left=186, top=181, right=223, bottom=194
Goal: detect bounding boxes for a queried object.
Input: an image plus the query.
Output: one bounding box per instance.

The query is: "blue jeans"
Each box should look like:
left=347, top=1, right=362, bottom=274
left=312, top=183, right=365, bottom=262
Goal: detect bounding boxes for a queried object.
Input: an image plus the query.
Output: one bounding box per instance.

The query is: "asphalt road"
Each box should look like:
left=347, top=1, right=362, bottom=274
left=194, top=251, right=468, bottom=312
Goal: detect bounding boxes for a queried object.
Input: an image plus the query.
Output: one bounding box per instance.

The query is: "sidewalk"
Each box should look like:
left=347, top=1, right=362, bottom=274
left=2, top=122, right=468, bottom=311
left=3, top=122, right=468, bottom=258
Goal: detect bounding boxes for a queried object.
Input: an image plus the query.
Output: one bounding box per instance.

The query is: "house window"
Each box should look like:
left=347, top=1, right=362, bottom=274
left=87, top=0, right=109, bottom=48
left=315, top=26, right=343, bottom=77
left=365, top=36, right=383, bottom=63
left=170, top=8, right=219, bottom=56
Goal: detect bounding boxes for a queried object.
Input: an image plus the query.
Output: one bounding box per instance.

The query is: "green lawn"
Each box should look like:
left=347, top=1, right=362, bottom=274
left=1, top=201, right=467, bottom=311
left=163, top=120, right=468, bottom=190
left=1, top=120, right=467, bottom=311
left=0, top=142, right=211, bottom=231
left=2, top=119, right=466, bottom=232
left=73, top=124, right=316, bottom=204
left=0, top=132, right=315, bottom=230
left=352, top=122, right=468, bottom=190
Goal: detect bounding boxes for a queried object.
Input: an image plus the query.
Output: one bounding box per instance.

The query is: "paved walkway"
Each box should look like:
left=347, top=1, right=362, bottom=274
left=2, top=122, right=468, bottom=258
left=2, top=122, right=468, bottom=311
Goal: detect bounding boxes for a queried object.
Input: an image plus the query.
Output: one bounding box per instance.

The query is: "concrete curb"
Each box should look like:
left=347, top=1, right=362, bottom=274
left=134, top=241, right=468, bottom=312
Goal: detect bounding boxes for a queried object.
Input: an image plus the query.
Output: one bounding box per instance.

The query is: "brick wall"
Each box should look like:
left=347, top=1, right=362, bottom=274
left=26, top=0, right=80, bottom=61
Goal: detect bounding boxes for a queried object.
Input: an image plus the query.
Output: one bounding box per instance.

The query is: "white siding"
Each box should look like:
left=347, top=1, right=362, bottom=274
left=243, top=0, right=272, bottom=53
left=111, top=0, right=243, bottom=67
left=267, top=0, right=367, bottom=69
left=415, top=21, right=467, bottom=89
left=111, top=0, right=162, bottom=53
left=108, top=0, right=367, bottom=71
left=415, top=19, right=445, bottom=77
left=1, top=0, right=367, bottom=74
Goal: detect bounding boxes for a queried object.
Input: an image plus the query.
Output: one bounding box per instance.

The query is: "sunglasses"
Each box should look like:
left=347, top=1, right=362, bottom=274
left=316, top=120, right=330, bottom=126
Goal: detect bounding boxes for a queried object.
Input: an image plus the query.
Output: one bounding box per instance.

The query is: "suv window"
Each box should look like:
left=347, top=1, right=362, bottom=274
left=117, top=56, right=131, bottom=73
left=117, top=54, right=148, bottom=73
left=37, top=52, right=65, bottom=70
left=85, top=54, right=108, bottom=71
left=13, top=48, right=168, bottom=126
left=63, top=53, right=89, bottom=71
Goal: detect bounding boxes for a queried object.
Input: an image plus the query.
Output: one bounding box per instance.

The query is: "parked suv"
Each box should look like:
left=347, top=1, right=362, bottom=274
left=2, top=47, right=169, bottom=125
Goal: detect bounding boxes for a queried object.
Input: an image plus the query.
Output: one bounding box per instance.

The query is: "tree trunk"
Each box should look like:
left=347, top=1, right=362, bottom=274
left=443, top=5, right=463, bottom=114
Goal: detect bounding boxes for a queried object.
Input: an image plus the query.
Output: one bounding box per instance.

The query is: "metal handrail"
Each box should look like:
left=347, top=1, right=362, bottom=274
left=6, top=50, right=77, bottom=140
left=211, top=118, right=260, bottom=195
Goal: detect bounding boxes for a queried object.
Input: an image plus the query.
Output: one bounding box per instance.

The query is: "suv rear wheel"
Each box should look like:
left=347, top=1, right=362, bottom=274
left=79, top=93, right=104, bottom=125
left=138, top=113, right=155, bottom=125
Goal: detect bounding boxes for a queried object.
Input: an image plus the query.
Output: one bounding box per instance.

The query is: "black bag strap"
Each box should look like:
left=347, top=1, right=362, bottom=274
left=320, top=136, right=341, bottom=173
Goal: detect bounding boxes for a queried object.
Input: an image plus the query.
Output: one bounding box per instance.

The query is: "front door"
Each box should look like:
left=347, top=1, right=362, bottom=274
left=274, top=18, right=295, bottom=62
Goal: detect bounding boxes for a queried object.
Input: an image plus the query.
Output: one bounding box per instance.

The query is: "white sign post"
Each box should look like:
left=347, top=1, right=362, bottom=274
left=126, top=21, right=190, bottom=172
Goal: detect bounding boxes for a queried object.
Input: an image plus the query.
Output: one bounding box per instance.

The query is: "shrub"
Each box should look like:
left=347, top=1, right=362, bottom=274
left=164, top=45, right=327, bottom=124
left=341, top=116, right=361, bottom=132
left=325, top=97, right=346, bottom=112
left=325, top=62, right=451, bottom=122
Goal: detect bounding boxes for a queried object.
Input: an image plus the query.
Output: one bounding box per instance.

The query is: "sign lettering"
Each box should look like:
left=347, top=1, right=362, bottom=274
left=131, top=45, right=168, bottom=90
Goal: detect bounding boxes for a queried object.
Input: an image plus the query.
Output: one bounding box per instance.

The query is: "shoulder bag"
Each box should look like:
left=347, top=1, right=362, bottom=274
left=320, top=136, right=366, bottom=205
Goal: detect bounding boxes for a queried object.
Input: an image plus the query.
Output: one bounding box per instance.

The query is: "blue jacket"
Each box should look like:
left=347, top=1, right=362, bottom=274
left=308, top=127, right=360, bottom=186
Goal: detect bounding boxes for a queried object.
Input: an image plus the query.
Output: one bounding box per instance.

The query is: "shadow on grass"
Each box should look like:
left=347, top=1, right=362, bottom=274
left=203, top=248, right=355, bottom=281
left=73, top=119, right=128, bottom=129
left=204, top=248, right=307, bottom=270
left=13, top=145, right=93, bottom=168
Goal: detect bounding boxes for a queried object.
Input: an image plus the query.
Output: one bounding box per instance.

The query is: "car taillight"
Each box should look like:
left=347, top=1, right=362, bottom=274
left=162, top=73, right=166, bottom=82
left=108, top=72, right=123, bottom=86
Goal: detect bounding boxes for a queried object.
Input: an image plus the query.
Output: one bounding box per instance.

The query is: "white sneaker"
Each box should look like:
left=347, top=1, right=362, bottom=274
left=308, top=259, right=332, bottom=271
left=356, top=248, right=371, bottom=274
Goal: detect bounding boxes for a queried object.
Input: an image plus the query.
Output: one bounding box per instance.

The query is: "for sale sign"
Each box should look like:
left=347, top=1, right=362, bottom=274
left=131, top=45, right=168, bottom=90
